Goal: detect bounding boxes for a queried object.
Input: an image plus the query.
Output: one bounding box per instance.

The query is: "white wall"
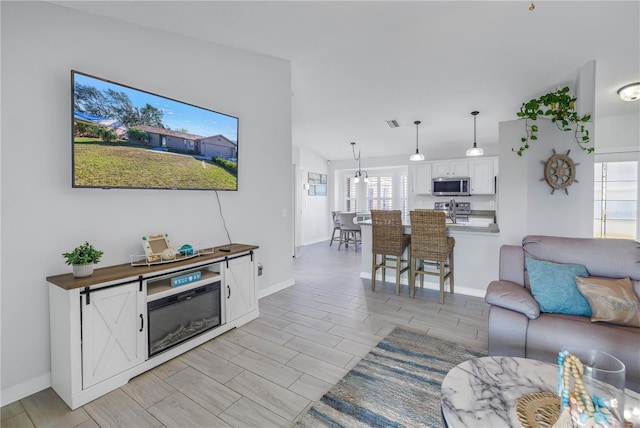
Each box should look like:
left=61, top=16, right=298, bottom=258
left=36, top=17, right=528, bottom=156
left=1, top=1, right=293, bottom=404
left=296, top=146, right=330, bottom=245
left=498, top=119, right=595, bottom=245
left=595, top=114, right=640, bottom=153
left=497, top=63, right=597, bottom=245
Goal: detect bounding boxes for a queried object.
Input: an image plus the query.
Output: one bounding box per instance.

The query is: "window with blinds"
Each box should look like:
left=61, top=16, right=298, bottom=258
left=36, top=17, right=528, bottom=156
left=400, top=174, right=408, bottom=216
left=345, top=177, right=357, bottom=212
left=367, top=176, right=393, bottom=210
left=342, top=168, right=408, bottom=214
left=594, top=161, right=638, bottom=239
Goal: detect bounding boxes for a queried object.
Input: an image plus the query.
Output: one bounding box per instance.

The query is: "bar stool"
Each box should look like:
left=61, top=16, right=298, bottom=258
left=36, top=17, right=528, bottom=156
left=329, top=211, right=341, bottom=246
left=371, top=210, right=411, bottom=295
left=409, top=210, right=455, bottom=303
left=338, top=212, right=361, bottom=252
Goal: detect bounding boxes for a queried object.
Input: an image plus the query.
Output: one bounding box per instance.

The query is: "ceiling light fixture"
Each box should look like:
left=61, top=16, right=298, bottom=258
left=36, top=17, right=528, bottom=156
left=617, top=82, right=640, bottom=102
left=528, top=1, right=535, bottom=11
left=350, top=141, right=368, bottom=183
left=409, top=120, right=425, bottom=161
left=466, top=111, right=484, bottom=157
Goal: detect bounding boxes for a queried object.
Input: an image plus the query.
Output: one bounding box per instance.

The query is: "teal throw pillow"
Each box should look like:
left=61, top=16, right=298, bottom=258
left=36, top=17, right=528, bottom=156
left=525, top=258, right=591, bottom=316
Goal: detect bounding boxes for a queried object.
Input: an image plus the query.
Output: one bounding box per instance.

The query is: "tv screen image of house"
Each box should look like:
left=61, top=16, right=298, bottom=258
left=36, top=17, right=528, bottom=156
left=71, top=70, right=239, bottom=191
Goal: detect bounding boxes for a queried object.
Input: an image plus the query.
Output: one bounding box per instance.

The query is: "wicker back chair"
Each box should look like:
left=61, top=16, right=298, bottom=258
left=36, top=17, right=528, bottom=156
left=329, top=211, right=341, bottom=246
left=338, top=212, right=361, bottom=252
left=371, top=210, right=411, bottom=295
left=409, top=210, right=455, bottom=303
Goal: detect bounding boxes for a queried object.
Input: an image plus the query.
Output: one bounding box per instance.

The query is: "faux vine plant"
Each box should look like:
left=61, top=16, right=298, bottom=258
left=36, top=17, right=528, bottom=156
left=514, top=86, right=593, bottom=156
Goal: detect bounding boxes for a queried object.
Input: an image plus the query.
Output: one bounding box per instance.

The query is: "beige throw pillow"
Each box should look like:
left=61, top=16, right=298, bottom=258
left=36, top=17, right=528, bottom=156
left=575, top=276, right=640, bottom=328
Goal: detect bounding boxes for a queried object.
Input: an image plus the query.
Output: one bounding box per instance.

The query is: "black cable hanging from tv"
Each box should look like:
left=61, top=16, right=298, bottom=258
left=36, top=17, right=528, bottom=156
left=215, top=191, right=233, bottom=251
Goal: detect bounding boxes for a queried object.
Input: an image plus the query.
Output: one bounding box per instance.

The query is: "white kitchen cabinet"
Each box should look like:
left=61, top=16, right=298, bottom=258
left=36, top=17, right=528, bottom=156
left=469, top=158, right=495, bottom=194
left=225, top=254, right=256, bottom=323
left=413, top=162, right=433, bottom=194
left=432, top=160, right=469, bottom=177
left=81, top=281, right=146, bottom=389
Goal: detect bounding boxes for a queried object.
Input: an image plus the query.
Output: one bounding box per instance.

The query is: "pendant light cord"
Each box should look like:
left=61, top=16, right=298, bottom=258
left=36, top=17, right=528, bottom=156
left=472, top=111, right=479, bottom=148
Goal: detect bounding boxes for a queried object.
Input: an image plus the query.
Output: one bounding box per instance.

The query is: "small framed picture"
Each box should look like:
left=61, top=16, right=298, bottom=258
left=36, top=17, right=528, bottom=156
left=308, top=172, right=322, bottom=184
left=315, top=184, right=327, bottom=196
left=142, top=233, right=173, bottom=262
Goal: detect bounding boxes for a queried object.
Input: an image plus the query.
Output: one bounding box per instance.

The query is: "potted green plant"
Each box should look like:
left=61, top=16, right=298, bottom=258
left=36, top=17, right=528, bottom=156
left=62, top=241, right=104, bottom=278
left=514, top=86, right=592, bottom=156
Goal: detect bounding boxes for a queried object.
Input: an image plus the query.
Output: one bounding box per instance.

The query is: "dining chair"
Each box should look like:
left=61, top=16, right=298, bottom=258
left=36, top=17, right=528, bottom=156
left=409, top=210, right=455, bottom=303
left=338, top=212, right=361, bottom=252
left=329, top=211, right=341, bottom=246
left=371, top=210, right=411, bottom=295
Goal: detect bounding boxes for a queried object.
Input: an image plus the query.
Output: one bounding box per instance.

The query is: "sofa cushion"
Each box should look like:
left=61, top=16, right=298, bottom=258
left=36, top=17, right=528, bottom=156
left=522, top=235, right=640, bottom=281
left=525, top=258, right=591, bottom=316
left=575, top=276, right=640, bottom=327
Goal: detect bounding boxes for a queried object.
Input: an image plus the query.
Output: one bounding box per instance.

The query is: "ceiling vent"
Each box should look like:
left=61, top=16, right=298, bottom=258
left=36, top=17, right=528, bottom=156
left=386, top=120, right=400, bottom=128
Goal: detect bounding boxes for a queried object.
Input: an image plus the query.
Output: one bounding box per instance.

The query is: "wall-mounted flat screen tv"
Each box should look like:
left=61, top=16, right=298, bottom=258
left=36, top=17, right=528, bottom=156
left=72, top=70, right=238, bottom=191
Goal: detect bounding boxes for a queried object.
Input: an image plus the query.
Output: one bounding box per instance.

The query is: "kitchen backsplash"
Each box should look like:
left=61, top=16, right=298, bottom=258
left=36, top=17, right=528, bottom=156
left=412, top=194, right=497, bottom=211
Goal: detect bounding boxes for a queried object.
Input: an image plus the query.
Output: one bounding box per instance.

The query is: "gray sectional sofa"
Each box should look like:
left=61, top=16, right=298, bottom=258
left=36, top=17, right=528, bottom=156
left=485, top=235, right=640, bottom=392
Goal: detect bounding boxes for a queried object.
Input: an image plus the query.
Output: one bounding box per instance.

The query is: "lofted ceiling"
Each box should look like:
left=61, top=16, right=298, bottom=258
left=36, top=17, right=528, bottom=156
left=49, top=1, right=639, bottom=161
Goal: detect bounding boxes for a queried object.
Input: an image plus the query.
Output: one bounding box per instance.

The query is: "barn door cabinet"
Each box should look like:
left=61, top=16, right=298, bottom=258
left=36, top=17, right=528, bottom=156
left=47, top=244, right=258, bottom=410
left=80, top=281, right=146, bottom=389
left=224, top=254, right=256, bottom=323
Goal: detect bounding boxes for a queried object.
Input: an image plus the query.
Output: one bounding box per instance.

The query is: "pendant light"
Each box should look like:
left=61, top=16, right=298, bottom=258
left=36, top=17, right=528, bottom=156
left=351, top=142, right=368, bottom=183
left=466, top=111, right=484, bottom=157
left=409, top=120, right=425, bottom=161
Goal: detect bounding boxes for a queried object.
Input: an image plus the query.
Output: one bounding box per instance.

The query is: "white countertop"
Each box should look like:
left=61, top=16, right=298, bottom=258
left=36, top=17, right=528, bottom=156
left=358, top=217, right=499, bottom=233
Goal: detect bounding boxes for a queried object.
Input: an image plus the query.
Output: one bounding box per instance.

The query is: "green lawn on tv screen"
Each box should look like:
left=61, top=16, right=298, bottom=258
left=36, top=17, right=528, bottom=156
left=73, top=142, right=237, bottom=190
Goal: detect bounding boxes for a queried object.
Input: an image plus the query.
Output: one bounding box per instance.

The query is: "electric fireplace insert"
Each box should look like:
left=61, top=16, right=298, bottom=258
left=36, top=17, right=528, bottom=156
left=147, top=281, right=221, bottom=357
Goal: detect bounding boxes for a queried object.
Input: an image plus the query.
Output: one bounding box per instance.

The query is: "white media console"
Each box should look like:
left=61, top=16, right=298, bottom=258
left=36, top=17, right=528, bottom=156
left=46, top=243, right=259, bottom=410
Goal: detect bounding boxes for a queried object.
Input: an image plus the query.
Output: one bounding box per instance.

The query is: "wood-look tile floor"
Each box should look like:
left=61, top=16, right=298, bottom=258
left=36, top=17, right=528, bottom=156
left=1, top=241, right=489, bottom=427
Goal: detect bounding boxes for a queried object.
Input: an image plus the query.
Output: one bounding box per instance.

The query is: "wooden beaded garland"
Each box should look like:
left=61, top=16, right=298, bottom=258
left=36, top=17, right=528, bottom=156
left=553, top=351, right=621, bottom=428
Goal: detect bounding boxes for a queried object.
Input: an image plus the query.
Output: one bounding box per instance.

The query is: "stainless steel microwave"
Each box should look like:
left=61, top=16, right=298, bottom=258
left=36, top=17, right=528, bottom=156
left=432, top=177, right=470, bottom=196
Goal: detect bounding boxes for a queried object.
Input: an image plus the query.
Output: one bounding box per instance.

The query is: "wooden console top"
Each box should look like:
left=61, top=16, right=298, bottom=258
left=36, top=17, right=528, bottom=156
left=46, top=243, right=259, bottom=290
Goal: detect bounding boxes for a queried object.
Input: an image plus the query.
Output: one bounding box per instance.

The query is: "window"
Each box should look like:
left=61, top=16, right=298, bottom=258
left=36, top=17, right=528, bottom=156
left=400, top=174, right=408, bottom=216
left=594, top=161, right=638, bottom=239
left=345, top=176, right=357, bottom=212
left=341, top=167, right=408, bottom=213
left=367, top=176, right=393, bottom=210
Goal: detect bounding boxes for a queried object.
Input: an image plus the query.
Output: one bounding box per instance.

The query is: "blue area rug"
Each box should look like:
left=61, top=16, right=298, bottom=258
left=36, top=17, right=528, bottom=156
left=294, top=327, right=486, bottom=428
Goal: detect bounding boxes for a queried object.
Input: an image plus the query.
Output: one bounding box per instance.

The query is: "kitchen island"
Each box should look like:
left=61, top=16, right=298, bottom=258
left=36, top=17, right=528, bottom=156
left=358, top=215, right=500, bottom=299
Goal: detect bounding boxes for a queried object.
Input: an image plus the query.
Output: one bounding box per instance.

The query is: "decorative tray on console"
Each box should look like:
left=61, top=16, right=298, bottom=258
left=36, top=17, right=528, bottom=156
left=130, top=233, right=214, bottom=267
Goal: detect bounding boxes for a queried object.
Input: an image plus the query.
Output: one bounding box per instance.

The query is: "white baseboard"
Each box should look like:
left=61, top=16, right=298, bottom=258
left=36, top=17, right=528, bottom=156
left=361, top=272, right=486, bottom=299
left=299, top=238, right=330, bottom=247
left=1, top=372, right=51, bottom=407
left=257, top=277, right=295, bottom=299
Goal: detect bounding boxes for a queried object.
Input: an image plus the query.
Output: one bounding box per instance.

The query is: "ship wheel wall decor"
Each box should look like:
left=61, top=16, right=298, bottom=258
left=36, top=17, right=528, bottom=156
left=541, top=149, right=579, bottom=195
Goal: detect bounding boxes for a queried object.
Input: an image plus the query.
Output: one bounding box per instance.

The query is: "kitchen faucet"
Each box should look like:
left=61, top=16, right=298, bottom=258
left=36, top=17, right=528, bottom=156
left=449, top=198, right=457, bottom=224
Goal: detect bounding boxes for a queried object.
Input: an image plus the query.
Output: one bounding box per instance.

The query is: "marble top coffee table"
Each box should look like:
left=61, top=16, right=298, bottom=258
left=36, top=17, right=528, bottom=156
left=441, top=356, right=640, bottom=428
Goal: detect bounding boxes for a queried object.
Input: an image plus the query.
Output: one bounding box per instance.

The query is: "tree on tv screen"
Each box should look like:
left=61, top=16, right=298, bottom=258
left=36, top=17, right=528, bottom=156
left=74, top=83, right=166, bottom=130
